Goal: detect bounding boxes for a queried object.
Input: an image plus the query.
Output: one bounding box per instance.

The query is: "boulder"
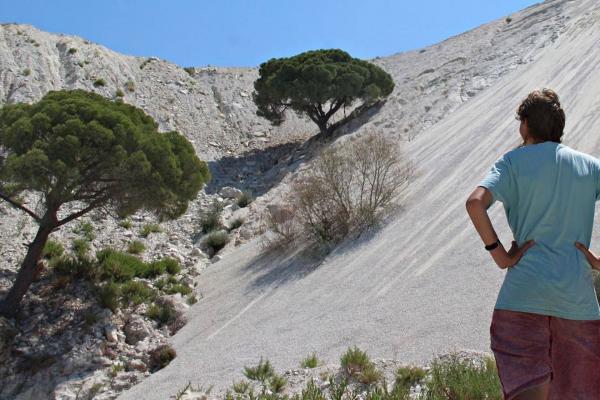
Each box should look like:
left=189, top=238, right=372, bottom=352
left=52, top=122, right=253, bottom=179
left=123, top=315, right=152, bottom=345
left=219, top=186, right=242, bottom=199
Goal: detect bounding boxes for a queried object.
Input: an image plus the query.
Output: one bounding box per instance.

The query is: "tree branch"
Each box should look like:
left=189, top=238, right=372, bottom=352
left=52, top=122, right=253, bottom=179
left=55, top=196, right=108, bottom=228
left=0, top=191, right=42, bottom=222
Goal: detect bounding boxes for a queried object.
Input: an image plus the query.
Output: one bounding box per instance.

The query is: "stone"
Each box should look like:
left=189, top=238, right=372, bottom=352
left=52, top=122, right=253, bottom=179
left=218, top=186, right=242, bottom=199
left=127, top=358, right=147, bottom=372
left=123, top=316, right=152, bottom=345
left=104, top=325, right=118, bottom=343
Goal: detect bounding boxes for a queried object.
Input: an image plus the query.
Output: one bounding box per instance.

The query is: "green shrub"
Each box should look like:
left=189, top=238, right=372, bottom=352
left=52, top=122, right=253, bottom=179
left=165, top=283, right=192, bottom=296
left=96, top=248, right=144, bottom=281
left=68, top=47, right=77, bottom=54
left=139, top=223, right=162, bottom=238
left=357, top=363, right=383, bottom=384
left=183, top=66, right=195, bottom=76
left=98, top=282, right=121, bottom=312
left=244, top=357, right=276, bottom=382
left=203, top=230, right=230, bottom=254
left=146, top=302, right=177, bottom=326
left=22, top=68, right=31, bottom=76
left=340, top=345, right=371, bottom=375
left=160, top=257, right=181, bottom=274
left=228, top=217, right=244, bottom=231
left=72, top=238, right=90, bottom=259
left=127, top=240, right=145, bottom=254
left=395, top=365, right=427, bottom=388
left=93, top=78, right=106, bottom=87
left=422, top=352, right=502, bottom=399
left=505, top=17, right=513, bottom=23
left=121, top=280, right=157, bottom=306
left=300, top=352, right=319, bottom=368
left=200, top=201, right=224, bottom=233
left=74, top=221, right=95, bottom=241
left=115, top=88, right=125, bottom=98
left=52, top=254, right=98, bottom=281
left=236, top=190, right=253, bottom=208
left=43, top=240, right=64, bottom=260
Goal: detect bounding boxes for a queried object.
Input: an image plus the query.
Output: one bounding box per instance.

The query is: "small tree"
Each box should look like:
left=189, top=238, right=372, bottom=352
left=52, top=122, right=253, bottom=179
left=0, top=89, right=210, bottom=317
left=252, top=49, right=394, bottom=136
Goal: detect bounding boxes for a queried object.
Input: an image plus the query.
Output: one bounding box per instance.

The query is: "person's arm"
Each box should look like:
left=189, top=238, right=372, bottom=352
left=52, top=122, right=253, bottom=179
left=466, top=186, right=535, bottom=269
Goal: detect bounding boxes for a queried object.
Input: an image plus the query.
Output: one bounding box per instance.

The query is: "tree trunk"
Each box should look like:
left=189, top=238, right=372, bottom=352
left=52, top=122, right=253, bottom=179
left=0, top=211, right=57, bottom=318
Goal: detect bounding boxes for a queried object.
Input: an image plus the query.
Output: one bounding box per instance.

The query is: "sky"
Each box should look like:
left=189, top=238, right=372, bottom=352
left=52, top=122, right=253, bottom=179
left=0, top=0, right=540, bottom=68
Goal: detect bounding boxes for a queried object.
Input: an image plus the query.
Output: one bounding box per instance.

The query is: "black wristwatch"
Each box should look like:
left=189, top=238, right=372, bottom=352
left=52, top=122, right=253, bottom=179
left=485, top=239, right=501, bottom=251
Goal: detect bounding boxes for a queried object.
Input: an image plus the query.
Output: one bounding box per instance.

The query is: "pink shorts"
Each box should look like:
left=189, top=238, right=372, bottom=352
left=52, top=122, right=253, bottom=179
left=490, top=308, right=600, bottom=399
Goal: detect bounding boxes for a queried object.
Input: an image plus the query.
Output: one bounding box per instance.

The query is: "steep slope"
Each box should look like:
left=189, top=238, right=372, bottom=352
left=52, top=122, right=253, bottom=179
left=117, top=0, right=600, bottom=398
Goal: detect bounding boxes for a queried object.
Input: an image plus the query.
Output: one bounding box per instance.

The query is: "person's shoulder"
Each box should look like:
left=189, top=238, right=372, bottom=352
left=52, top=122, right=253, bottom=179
left=559, top=144, right=600, bottom=164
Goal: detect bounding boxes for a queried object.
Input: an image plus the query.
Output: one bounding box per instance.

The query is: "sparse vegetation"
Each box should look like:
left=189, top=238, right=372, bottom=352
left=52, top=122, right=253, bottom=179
left=300, top=352, right=319, bottom=368
left=264, top=132, right=412, bottom=251
left=148, top=344, right=177, bottom=372
left=125, top=80, right=135, bottom=92
left=22, top=68, right=31, bottom=76
left=200, top=200, right=224, bottom=233
left=340, top=345, right=382, bottom=384
left=93, top=78, right=106, bottom=87
left=119, top=219, right=133, bottom=229
left=115, top=88, right=125, bottom=97
left=68, top=47, right=77, bottom=54
left=203, top=230, right=230, bottom=255
left=228, top=217, right=244, bottom=231
left=236, top=190, right=253, bottom=208
left=139, top=223, right=162, bottom=238
left=127, top=240, right=145, bottom=254
left=422, top=353, right=501, bottom=399
left=184, top=66, right=195, bottom=76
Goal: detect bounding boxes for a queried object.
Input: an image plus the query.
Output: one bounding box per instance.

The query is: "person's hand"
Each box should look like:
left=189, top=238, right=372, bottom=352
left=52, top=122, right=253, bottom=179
left=574, top=241, right=600, bottom=271
left=491, top=239, right=536, bottom=270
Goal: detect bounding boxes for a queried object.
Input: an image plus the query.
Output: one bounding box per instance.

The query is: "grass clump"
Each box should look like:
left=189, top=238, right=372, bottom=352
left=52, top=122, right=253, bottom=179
left=71, top=238, right=91, bottom=260
left=139, top=223, right=162, bottom=238
left=236, top=190, right=254, bottom=208
left=22, top=68, right=31, bottom=76
left=42, top=240, right=65, bottom=260
left=183, top=66, right=195, bottom=76
left=68, top=47, right=77, bottom=54
left=120, top=280, right=157, bottom=306
left=203, top=230, right=230, bottom=255
left=300, top=352, right=319, bottom=368
left=93, top=78, right=106, bottom=87
left=340, top=345, right=382, bottom=384
left=115, top=88, right=125, bottom=98
left=119, top=219, right=132, bottom=229
left=395, top=365, right=427, bottom=388
left=422, top=352, right=502, bottom=399
left=200, top=200, right=224, bottom=233
left=127, top=240, right=145, bottom=254
left=146, top=302, right=177, bottom=326
left=73, top=221, right=95, bottom=241
left=243, top=357, right=288, bottom=394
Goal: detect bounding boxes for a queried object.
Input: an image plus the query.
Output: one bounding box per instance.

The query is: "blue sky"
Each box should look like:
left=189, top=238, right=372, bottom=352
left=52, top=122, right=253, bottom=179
left=1, top=1, right=539, bottom=68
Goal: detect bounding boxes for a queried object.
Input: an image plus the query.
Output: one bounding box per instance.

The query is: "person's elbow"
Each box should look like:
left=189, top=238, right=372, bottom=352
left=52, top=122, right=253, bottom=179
left=465, top=197, right=484, bottom=212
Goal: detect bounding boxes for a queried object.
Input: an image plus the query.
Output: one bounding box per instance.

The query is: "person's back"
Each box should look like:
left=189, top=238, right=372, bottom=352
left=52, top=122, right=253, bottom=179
left=480, top=141, right=600, bottom=320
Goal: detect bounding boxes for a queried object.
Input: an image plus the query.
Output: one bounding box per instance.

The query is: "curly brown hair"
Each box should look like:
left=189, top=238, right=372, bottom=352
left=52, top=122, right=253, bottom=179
left=515, top=88, right=565, bottom=143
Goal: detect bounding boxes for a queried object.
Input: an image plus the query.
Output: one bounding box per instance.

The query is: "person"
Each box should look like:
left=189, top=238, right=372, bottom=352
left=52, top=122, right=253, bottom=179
left=465, top=88, right=600, bottom=400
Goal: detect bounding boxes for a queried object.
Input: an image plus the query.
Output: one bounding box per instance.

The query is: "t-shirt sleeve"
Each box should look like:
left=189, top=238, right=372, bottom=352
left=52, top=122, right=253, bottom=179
left=477, top=154, right=515, bottom=209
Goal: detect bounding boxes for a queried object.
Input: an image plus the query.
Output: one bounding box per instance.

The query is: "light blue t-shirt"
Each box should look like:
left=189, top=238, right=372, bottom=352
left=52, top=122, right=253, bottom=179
left=478, top=140, right=600, bottom=320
